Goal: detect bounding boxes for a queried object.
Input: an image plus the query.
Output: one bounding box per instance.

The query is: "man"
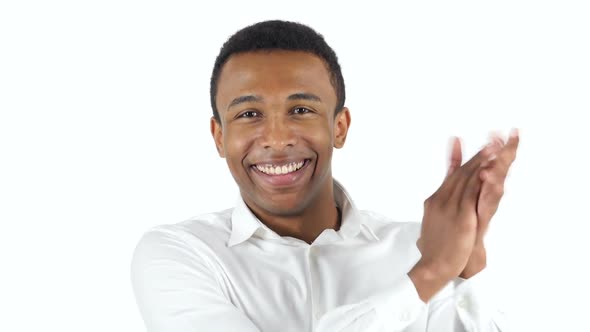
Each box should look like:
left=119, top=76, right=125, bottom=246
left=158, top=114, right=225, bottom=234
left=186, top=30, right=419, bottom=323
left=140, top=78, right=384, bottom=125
left=131, top=20, right=519, bottom=331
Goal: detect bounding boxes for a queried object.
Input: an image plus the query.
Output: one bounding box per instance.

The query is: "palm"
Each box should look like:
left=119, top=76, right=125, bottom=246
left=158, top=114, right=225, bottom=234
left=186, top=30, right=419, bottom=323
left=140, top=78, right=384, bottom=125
left=448, top=134, right=517, bottom=233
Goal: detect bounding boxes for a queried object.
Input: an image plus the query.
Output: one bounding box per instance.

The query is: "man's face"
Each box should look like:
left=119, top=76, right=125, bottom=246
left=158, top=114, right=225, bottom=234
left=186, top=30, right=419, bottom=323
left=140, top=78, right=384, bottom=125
left=211, top=50, right=350, bottom=216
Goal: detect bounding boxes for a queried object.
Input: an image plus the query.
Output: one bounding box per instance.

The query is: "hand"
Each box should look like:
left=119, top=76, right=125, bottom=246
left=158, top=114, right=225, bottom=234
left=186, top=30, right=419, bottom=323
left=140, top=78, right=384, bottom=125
left=446, top=129, right=520, bottom=278
left=410, top=143, right=500, bottom=302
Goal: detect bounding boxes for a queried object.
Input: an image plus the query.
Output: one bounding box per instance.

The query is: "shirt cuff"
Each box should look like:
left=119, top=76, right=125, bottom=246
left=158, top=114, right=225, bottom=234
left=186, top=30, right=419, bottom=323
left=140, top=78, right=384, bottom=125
left=366, top=274, right=427, bottom=330
left=453, top=268, right=506, bottom=331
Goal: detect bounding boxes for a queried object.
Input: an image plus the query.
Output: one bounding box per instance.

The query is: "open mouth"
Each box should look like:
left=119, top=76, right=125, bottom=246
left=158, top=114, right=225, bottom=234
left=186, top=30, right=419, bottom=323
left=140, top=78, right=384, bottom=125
left=252, top=159, right=310, bottom=175
left=250, top=159, right=312, bottom=186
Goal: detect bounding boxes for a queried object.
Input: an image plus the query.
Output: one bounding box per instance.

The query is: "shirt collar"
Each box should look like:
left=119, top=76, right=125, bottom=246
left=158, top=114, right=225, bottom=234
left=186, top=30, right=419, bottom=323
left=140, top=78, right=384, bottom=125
left=333, top=179, right=380, bottom=243
left=227, top=196, right=268, bottom=247
left=227, top=179, right=380, bottom=247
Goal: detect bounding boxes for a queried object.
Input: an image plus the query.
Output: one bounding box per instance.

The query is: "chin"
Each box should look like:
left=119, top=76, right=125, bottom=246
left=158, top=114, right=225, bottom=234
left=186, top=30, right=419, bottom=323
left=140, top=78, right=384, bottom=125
left=257, top=195, right=310, bottom=217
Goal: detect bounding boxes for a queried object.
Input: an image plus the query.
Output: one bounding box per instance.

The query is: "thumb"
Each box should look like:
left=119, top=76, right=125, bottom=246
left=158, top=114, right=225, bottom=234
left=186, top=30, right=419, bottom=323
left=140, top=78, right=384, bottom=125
left=446, top=136, right=462, bottom=178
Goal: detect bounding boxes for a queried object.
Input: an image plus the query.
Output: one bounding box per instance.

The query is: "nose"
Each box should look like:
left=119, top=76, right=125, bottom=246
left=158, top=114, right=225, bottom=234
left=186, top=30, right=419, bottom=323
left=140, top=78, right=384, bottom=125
left=259, top=115, right=297, bottom=151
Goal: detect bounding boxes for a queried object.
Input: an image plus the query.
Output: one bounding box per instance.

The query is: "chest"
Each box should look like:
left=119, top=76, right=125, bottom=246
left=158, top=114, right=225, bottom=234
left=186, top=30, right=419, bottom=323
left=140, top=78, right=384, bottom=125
left=211, top=235, right=423, bottom=331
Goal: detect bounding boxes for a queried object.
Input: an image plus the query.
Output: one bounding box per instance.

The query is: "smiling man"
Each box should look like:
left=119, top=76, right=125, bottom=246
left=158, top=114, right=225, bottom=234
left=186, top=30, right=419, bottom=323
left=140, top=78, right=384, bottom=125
left=131, top=20, right=519, bottom=331
left=212, top=47, right=349, bottom=245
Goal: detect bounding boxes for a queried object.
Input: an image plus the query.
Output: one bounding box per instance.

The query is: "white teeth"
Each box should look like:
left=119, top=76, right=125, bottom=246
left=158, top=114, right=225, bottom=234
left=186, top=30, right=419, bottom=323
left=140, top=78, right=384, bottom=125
left=255, top=160, right=306, bottom=175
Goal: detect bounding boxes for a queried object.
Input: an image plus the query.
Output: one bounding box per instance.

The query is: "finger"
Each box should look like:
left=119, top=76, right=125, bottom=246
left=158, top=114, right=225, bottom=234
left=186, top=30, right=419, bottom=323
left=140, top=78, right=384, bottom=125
left=506, top=128, right=520, bottom=162
left=480, top=133, right=505, bottom=167
left=487, top=128, right=520, bottom=178
left=440, top=141, right=500, bottom=203
left=459, top=164, right=484, bottom=211
left=447, top=146, right=494, bottom=206
left=488, top=131, right=506, bottom=148
left=479, top=169, right=504, bottom=212
left=480, top=166, right=500, bottom=183
left=477, top=172, right=504, bottom=237
left=446, top=136, right=463, bottom=178
left=460, top=142, right=501, bottom=173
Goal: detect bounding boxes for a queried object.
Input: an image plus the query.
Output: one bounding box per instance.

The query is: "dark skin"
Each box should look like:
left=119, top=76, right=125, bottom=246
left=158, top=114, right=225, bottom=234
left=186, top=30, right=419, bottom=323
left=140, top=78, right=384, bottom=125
left=451, top=132, right=520, bottom=279
left=211, top=50, right=351, bottom=244
left=211, top=50, right=519, bottom=301
left=412, top=133, right=519, bottom=300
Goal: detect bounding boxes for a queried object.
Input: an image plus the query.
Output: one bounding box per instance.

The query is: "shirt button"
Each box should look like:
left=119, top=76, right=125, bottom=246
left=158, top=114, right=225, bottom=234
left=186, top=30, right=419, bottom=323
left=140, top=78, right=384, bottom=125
left=457, top=297, right=469, bottom=310
left=399, top=311, right=411, bottom=322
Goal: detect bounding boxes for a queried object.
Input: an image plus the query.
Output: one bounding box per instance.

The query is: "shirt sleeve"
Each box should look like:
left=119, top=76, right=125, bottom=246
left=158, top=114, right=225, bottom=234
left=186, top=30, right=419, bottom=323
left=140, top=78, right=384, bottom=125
left=130, top=228, right=262, bottom=332
left=427, top=268, right=509, bottom=331
left=315, top=274, right=427, bottom=331
left=316, top=269, right=509, bottom=332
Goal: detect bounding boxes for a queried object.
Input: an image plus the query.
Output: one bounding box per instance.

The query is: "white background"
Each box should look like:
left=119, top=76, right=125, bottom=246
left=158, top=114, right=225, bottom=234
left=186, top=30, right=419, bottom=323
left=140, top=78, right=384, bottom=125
left=1, top=1, right=589, bottom=331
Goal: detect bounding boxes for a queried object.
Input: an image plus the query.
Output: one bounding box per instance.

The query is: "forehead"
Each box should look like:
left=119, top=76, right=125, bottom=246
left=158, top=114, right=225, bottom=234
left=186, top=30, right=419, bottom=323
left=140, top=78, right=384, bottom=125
left=216, top=50, right=337, bottom=109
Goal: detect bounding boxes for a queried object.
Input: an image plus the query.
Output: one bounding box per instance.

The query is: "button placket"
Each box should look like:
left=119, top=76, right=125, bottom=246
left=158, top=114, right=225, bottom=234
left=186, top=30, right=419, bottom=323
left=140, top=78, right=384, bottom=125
left=399, top=310, right=411, bottom=322
left=457, top=296, right=470, bottom=310
left=308, top=246, right=321, bottom=322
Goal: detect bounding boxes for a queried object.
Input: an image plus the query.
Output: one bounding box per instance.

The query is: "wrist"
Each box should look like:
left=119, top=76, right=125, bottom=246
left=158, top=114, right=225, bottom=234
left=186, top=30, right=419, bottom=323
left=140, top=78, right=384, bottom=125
left=459, top=247, right=487, bottom=279
left=408, top=260, right=452, bottom=303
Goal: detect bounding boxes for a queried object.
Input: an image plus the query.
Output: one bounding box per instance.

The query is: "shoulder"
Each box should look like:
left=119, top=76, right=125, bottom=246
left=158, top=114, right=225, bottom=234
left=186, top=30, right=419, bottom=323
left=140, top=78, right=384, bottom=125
left=131, top=208, right=234, bottom=267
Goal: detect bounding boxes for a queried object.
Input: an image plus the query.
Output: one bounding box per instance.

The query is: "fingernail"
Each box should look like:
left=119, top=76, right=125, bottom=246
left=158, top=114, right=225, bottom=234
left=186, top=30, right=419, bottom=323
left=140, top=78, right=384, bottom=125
left=510, top=128, right=519, bottom=138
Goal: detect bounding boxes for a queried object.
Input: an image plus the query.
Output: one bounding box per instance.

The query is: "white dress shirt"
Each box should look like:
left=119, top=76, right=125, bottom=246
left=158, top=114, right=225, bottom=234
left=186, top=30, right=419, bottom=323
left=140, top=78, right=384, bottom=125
left=131, top=180, right=507, bottom=331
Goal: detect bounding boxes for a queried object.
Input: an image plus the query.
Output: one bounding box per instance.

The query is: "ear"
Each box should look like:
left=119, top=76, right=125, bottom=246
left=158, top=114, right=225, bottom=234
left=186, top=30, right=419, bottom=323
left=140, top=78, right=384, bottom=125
left=210, top=116, right=226, bottom=158
left=333, top=107, right=351, bottom=149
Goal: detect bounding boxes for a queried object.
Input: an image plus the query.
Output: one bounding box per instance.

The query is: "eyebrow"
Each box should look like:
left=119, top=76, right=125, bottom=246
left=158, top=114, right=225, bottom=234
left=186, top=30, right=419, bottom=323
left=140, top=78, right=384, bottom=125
left=287, top=93, right=322, bottom=103
left=228, top=95, right=263, bottom=110
left=227, top=93, right=322, bottom=111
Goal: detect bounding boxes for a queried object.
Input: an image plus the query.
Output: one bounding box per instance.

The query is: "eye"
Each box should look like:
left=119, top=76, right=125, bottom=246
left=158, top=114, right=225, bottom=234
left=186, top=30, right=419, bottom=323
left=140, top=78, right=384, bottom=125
left=238, top=110, right=261, bottom=118
left=292, top=107, right=312, bottom=115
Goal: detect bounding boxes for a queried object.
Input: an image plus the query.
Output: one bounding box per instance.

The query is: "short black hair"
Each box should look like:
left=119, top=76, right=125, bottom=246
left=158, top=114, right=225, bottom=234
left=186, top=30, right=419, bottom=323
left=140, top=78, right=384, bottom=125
left=210, top=20, right=346, bottom=123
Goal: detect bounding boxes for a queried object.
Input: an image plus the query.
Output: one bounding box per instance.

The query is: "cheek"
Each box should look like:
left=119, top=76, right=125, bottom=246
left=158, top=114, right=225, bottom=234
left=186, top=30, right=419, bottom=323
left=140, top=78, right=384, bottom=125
left=223, top=131, right=251, bottom=169
left=301, top=124, right=334, bottom=166
left=305, top=122, right=334, bottom=148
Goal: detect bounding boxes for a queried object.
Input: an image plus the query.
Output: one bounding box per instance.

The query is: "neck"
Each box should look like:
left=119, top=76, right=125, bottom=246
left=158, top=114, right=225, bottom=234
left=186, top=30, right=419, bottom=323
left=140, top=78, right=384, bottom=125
left=247, top=179, right=341, bottom=245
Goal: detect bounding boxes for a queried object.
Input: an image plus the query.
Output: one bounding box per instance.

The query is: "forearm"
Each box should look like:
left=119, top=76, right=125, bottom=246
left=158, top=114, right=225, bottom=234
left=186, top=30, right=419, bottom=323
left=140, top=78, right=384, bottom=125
left=408, top=259, right=455, bottom=303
